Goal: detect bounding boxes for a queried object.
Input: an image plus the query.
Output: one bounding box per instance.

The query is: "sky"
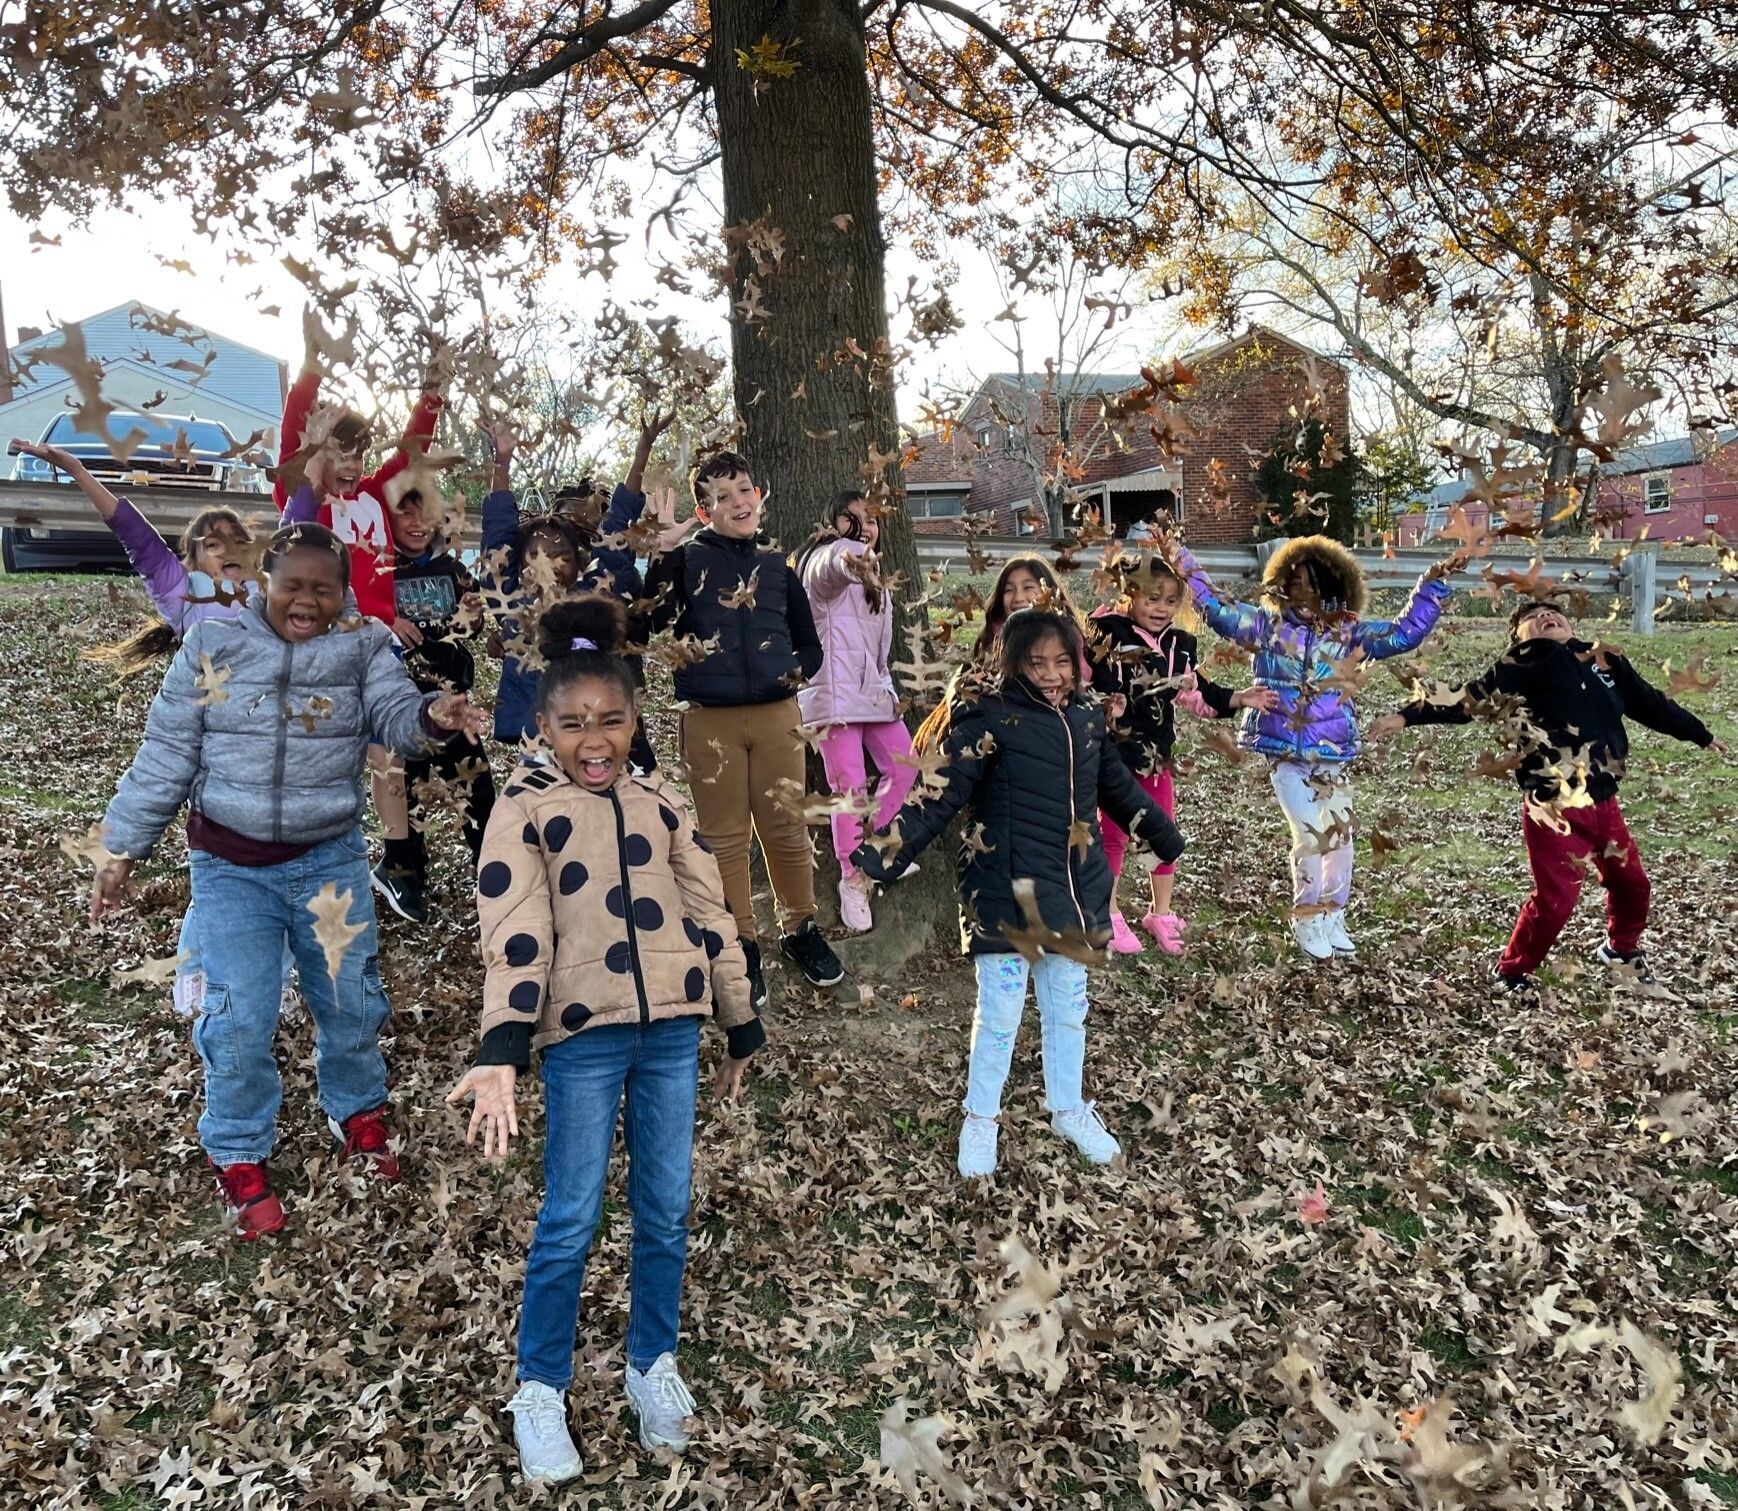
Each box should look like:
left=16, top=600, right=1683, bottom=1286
left=0, top=190, right=1179, bottom=432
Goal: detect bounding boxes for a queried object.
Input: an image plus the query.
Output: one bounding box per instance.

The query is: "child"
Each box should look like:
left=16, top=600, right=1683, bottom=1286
left=478, top=420, right=658, bottom=770
left=794, top=491, right=919, bottom=933
left=1370, top=599, right=1728, bottom=990
left=853, top=607, right=1184, bottom=1178
left=1087, top=554, right=1278, bottom=954
left=1168, top=532, right=1460, bottom=962
left=445, top=596, right=764, bottom=1482
left=369, top=479, right=497, bottom=922
left=91, top=521, right=485, bottom=1237
left=642, top=450, right=844, bottom=1002
left=12, top=436, right=260, bottom=1013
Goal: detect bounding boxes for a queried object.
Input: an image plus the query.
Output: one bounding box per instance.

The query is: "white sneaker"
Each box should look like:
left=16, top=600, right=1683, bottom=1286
left=624, top=1352, right=697, bottom=1452
left=837, top=873, right=874, bottom=933
left=894, top=859, right=921, bottom=881
left=171, top=968, right=205, bottom=1018
left=507, top=1381, right=583, bottom=1482
left=1291, top=913, right=1334, bottom=962
left=1323, top=909, right=1355, bottom=957
left=1051, top=1102, right=1122, bottom=1165
left=956, top=1114, right=999, bottom=1178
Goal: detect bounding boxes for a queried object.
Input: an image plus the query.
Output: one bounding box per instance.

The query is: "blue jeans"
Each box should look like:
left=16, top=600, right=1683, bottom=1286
left=176, top=901, right=296, bottom=994
left=518, top=1017, right=700, bottom=1389
left=965, top=953, right=1089, bottom=1119
left=189, top=828, right=390, bottom=1165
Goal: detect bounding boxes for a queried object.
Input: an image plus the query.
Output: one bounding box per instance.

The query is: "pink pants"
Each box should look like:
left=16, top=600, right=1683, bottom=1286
left=818, top=720, right=918, bottom=875
left=1100, top=766, right=1176, bottom=879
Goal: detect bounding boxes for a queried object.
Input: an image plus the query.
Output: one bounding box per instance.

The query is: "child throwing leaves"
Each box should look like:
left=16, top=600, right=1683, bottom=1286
left=794, top=490, right=919, bottom=933
left=1370, top=600, right=1728, bottom=991
left=1167, top=533, right=1459, bottom=962
left=1087, top=554, right=1278, bottom=954
left=643, top=450, right=844, bottom=1001
left=92, top=522, right=485, bottom=1238
left=446, top=595, right=764, bottom=1482
left=854, top=607, right=1183, bottom=1178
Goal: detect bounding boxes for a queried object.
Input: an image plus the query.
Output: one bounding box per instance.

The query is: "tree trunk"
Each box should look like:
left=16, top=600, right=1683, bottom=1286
left=711, top=0, right=952, bottom=976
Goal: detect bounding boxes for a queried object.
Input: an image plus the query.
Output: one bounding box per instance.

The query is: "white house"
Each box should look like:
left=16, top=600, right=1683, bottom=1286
left=0, top=298, right=287, bottom=448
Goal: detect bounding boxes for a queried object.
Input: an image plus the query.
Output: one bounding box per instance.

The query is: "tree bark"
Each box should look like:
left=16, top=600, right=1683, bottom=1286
left=711, top=0, right=951, bottom=975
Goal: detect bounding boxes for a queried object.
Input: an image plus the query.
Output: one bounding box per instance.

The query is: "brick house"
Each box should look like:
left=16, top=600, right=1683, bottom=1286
left=902, top=326, right=1350, bottom=543
left=1396, top=427, right=1738, bottom=546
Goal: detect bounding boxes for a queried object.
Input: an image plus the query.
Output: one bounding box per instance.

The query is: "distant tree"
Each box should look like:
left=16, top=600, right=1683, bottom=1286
left=1358, top=432, right=1439, bottom=534
left=1252, top=419, right=1360, bottom=543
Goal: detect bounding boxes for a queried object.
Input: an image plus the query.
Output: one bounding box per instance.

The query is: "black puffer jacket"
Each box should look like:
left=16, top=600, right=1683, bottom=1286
left=855, top=677, right=1185, bottom=954
left=644, top=529, right=823, bottom=707
left=1086, top=613, right=1237, bottom=773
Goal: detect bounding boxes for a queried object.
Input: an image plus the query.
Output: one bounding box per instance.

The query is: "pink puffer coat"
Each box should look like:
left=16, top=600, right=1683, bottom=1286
left=797, top=538, right=899, bottom=725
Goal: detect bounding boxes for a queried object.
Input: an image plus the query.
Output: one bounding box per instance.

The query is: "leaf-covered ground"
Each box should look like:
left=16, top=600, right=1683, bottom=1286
left=2, top=575, right=1735, bottom=1509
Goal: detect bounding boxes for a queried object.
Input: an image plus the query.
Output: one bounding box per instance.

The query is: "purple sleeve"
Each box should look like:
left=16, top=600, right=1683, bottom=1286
left=110, top=499, right=190, bottom=631
left=278, top=483, right=319, bottom=526
left=1176, top=545, right=1266, bottom=649
left=1353, top=575, right=1452, bottom=660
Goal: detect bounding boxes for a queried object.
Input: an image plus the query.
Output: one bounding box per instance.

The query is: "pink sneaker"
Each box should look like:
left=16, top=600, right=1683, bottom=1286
left=1141, top=912, right=1186, bottom=955
left=1108, top=911, right=1142, bottom=955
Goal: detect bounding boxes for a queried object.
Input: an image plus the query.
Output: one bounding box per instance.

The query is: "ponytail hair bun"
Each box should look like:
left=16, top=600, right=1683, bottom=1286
left=536, top=594, right=638, bottom=712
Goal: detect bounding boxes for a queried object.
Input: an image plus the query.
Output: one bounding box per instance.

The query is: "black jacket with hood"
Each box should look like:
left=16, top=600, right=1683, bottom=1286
left=1398, top=636, right=1712, bottom=802
left=854, top=676, right=1185, bottom=955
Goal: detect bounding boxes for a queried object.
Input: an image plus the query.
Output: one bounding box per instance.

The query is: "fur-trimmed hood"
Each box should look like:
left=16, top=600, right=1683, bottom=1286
left=1261, top=535, right=1367, bottom=615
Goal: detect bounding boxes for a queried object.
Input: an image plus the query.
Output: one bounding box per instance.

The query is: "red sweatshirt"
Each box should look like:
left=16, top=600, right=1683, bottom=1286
left=274, top=370, right=445, bottom=625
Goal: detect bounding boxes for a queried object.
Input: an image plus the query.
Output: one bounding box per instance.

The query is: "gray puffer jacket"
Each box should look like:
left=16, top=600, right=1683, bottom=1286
left=103, top=596, right=442, bottom=859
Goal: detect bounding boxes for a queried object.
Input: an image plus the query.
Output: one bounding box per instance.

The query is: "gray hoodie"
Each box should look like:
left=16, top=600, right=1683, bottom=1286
left=103, top=596, right=442, bottom=860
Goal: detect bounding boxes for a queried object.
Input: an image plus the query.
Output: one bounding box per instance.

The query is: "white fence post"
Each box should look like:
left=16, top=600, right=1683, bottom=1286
left=1624, top=544, right=1658, bottom=635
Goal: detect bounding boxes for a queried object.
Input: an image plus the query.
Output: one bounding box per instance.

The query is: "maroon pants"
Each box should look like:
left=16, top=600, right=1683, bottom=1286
left=1498, top=796, right=1650, bottom=976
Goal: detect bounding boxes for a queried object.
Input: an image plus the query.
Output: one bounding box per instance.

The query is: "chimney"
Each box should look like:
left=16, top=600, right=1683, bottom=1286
left=0, top=282, right=11, bottom=406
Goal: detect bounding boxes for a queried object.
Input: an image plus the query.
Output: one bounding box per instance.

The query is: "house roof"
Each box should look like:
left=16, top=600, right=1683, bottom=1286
left=1182, top=323, right=1341, bottom=370
left=9, top=301, right=286, bottom=422
left=982, top=371, right=1147, bottom=397
left=1603, top=425, right=1738, bottom=477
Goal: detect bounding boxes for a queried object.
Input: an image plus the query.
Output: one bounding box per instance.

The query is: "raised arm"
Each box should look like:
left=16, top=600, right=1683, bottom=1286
left=1608, top=654, right=1715, bottom=747
left=273, top=367, right=321, bottom=511
left=367, top=386, right=445, bottom=491
left=1352, top=573, right=1453, bottom=660
left=1172, top=544, right=1268, bottom=649
left=802, top=538, right=866, bottom=605
left=359, top=625, right=443, bottom=755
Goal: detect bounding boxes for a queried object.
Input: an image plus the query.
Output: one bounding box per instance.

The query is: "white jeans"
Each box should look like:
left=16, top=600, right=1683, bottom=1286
left=964, top=953, right=1089, bottom=1118
left=1268, top=760, right=1355, bottom=910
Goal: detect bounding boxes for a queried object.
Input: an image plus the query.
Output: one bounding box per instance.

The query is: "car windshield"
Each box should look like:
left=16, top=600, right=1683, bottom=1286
left=46, top=414, right=234, bottom=456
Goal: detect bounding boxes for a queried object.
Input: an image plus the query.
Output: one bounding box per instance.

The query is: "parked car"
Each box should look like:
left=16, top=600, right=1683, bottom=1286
left=3, top=411, right=269, bottom=573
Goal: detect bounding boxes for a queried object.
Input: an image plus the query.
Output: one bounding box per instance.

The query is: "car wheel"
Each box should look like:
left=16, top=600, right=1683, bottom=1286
left=1, top=527, right=19, bottom=575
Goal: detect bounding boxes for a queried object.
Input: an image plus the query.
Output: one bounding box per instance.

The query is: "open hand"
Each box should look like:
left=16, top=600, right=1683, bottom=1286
left=90, top=858, right=135, bottom=924
left=428, top=692, right=488, bottom=740
left=10, top=438, right=79, bottom=472
left=1427, top=547, right=1473, bottom=580
left=480, top=419, right=518, bottom=463
left=1232, top=685, right=1281, bottom=712
left=1367, top=712, right=1405, bottom=742
left=446, top=1064, right=519, bottom=1159
left=1710, top=738, right=1731, bottom=757
left=637, top=409, right=675, bottom=452
left=392, top=615, right=424, bottom=648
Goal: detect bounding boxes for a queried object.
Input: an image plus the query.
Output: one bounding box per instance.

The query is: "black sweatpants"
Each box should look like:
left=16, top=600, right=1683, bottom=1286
left=387, top=735, right=497, bottom=874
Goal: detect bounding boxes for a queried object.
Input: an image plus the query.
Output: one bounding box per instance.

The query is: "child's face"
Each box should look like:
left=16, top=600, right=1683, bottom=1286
left=525, top=530, right=581, bottom=590
left=392, top=493, right=436, bottom=555
left=1129, top=578, right=1183, bottom=634
left=326, top=443, right=367, bottom=497
left=1021, top=630, right=1076, bottom=707
left=193, top=523, right=250, bottom=583
left=700, top=471, right=761, bottom=539
left=266, top=547, right=346, bottom=643
left=538, top=677, right=637, bottom=790
left=1517, top=606, right=1574, bottom=644
left=840, top=499, right=878, bottom=549
left=1001, top=568, right=1044, bottom=615
left=1286, top=564, right=1322, bottom=614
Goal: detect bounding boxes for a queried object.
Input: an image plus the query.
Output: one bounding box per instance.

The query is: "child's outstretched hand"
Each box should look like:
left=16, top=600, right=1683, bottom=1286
left=480, top=418, right=518, bottom=462
left=648, top=486, right=701, bottom=552
left=1231, top=685, right=1281, bottom=712
left=1709, top=737, right=1731, bottom=756
left=713, top=1055, right=751, bottom=1102
left=11, top=438, right=79, bottom=472
left=1367, top=712, right=1406, bottom=742
left=428, top=692, right=488, bottom=739
left=447, top=1064, right=519, bottom=1159
left=636, top=408, right=675, bottom=453
left=1426, top=547, right=1473, bottom=580
left=90, top=858, right=135, bottom=923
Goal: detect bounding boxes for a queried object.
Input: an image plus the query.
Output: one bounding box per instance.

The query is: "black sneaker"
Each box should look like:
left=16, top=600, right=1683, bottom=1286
left=1489, top=966, right=1535, bottom=996
left=1595, top=943, right=1655, bottom=984
left=741, top=938, right=768, bottom=1010
left=371, top=858, right=429, bottom=925
left=780, top=917, right=845, bottom=987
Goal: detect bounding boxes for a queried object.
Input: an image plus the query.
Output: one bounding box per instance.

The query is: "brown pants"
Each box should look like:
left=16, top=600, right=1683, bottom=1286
left=680, top=698, right=815, bottom=939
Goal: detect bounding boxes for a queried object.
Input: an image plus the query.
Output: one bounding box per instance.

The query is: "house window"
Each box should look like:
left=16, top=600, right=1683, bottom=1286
left=1643, top=474, right=1671, bottom=514
left=908, top=490, right=966, bottom=519
left=974, top=422, right=992, bottom=450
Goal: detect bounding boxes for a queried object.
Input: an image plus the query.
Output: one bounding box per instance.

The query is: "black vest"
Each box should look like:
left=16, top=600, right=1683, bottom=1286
left=673, top=534, right=800, bottom=706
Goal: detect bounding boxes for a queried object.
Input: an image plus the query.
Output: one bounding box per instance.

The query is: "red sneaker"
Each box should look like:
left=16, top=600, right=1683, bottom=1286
left=329, top=1105, right=401, bottom=1182
left=210, top=1160, right=286, bottom=1239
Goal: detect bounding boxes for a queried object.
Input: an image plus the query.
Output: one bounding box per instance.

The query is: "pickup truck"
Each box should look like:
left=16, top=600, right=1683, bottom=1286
left=3, top=410, right=269, bottom=573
